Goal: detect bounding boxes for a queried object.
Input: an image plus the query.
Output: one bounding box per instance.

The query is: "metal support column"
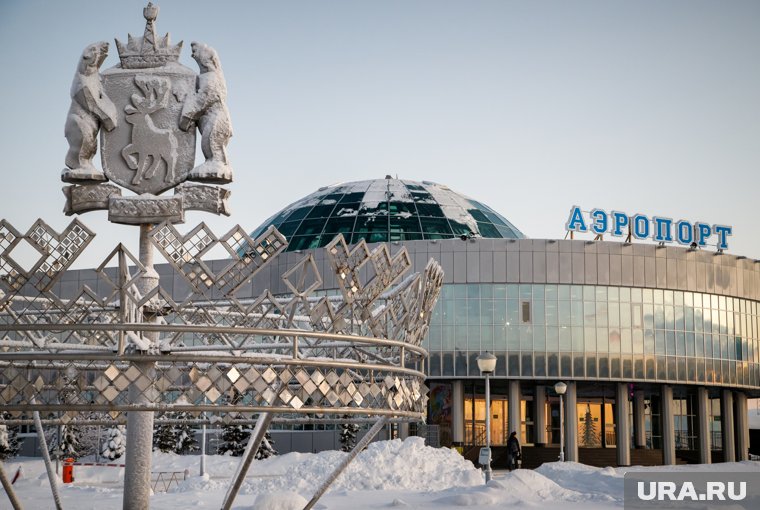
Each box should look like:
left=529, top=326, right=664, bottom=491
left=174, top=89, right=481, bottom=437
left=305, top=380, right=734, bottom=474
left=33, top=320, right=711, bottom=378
left=508, top=380, right=521, bottom=440
left=633, top=391, right=646, bottom=449
left=616, top=383, right=630, bottom=466
left=452, top=380, right=464, bottom=447
left=534, top=385, right=547, bottom=446
left=0, top=460, right=24, bottom=510
left=124, top=225, right=159, bottom=510
left=721, top=389, right=735, bottom=462
left=661, top=385, right=675, bottom=465
left=398, top=422, right=410, bottom=440
left=221, top=412, right=274, bottom=510
left=734, top=392, right=748, bottom=461
left=697, top=387, right=711, bottom=464
left=33, top=407, right=62, bottom=510
left=564, top=382, right=578, bottom=462
left=303, top=417, right=389, bottom=510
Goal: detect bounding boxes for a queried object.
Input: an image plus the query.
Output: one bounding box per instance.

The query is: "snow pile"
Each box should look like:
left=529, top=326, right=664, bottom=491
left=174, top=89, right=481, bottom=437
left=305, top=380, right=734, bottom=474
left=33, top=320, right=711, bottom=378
left=228, top=437, right=482, bottom=496
left=250, top=492, right=309, bottom=510
left=535, top=462, right=623, bottom=503
left=331, top=437, right=483, bottom=491
left=432, top=468, right=616, bottom=508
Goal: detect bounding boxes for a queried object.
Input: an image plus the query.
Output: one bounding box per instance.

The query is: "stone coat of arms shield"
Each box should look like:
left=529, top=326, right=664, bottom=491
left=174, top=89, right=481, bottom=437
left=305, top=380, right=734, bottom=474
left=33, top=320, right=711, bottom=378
left=100, top=63, right=197, bottom=196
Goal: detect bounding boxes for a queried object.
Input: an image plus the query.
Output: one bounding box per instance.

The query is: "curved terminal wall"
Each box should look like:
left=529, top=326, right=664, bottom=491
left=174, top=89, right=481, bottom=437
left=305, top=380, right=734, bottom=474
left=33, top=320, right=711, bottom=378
left=404, top=238, right=759, bottom=394
left=51, top=237, right=760, bottom=394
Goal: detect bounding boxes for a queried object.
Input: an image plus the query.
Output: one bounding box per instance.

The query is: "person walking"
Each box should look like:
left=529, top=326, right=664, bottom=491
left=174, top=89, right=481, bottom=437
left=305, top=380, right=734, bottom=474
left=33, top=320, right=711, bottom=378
left=506, top=431, right=521, bottom=471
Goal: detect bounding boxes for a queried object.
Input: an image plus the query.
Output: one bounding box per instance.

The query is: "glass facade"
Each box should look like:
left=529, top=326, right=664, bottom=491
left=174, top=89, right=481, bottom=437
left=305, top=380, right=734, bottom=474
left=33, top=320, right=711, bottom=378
left=425, top=284, right=760, bottom=389
left=249, top=179, right=525, bottom=251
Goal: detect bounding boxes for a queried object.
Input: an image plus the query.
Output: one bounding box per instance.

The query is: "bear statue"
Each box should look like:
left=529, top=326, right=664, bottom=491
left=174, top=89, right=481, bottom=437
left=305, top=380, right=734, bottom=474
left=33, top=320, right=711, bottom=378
left=179, top=41, right=233, bottom=184
left=61, top=41, right=118, bottom=183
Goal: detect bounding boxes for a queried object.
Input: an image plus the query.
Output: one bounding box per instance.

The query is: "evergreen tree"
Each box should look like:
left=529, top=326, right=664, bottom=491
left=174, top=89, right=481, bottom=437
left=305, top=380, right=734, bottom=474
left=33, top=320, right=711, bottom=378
left=580, top=403, right=600, bottom=447
left=174, top=412, right=199, bottom=455
left=339, top=416, right=360, bottom=452
left=101, top=425, right=126, bottom=460
left=0, top=413, right=20, bottom=460
left=153, top=412, right=198, bottom=454
left=153, top=419, right=177, bottom=453
left=219, top=391, right=250, bottom=456
left=219, top=424, right=251, bottom=457
left=255, top=430, right=277, bottom=460
left=49, top=425, right=81, bottom=458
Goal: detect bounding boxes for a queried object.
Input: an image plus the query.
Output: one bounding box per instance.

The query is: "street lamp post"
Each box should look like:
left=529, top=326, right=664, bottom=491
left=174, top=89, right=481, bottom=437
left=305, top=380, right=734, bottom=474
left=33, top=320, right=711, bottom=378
left=554, top=382, right=567, bottom=462
left=477, top=352, right=497, bottom=483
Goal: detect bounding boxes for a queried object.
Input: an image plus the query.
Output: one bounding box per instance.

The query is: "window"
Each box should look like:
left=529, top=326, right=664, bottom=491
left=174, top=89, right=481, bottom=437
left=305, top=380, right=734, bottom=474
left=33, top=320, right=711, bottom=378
left=521, top=301, right=531, bottom=324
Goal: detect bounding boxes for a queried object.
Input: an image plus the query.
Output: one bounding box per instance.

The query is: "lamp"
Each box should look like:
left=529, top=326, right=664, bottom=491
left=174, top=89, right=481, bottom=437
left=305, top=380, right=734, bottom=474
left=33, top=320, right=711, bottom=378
left=476, top=352, right=497, bottom=374
left=477, top=352, right=497, bottom=482
left=554, top=382, right=567, bottom=462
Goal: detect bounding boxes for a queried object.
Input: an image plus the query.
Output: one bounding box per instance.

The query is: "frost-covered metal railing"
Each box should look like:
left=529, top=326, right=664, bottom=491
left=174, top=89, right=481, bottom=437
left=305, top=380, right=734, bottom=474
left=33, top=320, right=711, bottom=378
left=0, top=220, right=443, bottom=424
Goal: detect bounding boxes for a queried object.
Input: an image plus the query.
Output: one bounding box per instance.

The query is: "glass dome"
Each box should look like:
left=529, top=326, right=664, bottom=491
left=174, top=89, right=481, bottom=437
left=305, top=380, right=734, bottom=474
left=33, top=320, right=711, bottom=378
left=250, top=178, right=526, bottom=251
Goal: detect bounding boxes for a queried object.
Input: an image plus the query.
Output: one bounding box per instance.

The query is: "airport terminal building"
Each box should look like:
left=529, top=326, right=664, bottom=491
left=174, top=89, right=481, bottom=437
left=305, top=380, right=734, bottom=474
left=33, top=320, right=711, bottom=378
left=246, top=177, right=759, bottom=467
left=36, top=177, right=759, bottom=466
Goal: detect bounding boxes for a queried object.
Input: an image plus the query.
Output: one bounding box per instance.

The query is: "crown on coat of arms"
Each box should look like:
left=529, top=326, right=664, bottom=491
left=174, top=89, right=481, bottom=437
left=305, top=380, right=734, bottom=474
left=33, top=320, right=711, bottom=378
left=115, top=2, right=182, bottom=69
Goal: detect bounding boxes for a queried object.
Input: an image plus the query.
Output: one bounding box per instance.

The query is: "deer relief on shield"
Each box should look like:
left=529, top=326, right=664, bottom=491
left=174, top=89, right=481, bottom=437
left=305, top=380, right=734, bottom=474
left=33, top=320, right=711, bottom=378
left=122, top=75, right=179, bottom=186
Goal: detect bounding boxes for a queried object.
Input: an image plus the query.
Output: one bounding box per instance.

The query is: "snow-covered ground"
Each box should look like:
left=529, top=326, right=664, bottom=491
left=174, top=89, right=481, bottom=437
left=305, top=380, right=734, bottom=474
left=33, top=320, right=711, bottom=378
left=2, top=437, right=759, bottom=509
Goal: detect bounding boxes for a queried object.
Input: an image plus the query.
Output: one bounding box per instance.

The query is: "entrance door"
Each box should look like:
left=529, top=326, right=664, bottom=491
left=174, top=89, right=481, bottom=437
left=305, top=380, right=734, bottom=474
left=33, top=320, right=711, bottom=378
left=464, top=397, right=508, bottom=445
left=549, top=400, right=561, bottom=444
left=491, top=400, right=506, bottom=446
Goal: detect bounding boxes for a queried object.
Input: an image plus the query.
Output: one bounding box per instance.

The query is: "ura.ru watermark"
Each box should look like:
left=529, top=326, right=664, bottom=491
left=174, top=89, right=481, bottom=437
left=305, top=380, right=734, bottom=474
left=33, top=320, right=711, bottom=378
left=624, top=472, right=760, bottom=509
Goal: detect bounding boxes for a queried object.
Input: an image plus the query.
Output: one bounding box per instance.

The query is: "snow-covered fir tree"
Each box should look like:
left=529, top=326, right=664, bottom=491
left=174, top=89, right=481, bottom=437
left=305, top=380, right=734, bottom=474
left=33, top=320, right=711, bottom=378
left=255, top=430, right=277, bottom=460
left=101, top=425, right=126, bottom=460
left=218, top=424, right=251, bottom=457
left=49, top=425, right=82, bottom=458
left=339, top=417, right=360, bottom=452
left=153, top=412, right=198, bottom=454
left=174, top=412, right=199, bottom=454
left=77, top=425, right=105, bottom=458
left=153, top=419, right=178, bottom=453
left=0, top=412, right=20, bottom=460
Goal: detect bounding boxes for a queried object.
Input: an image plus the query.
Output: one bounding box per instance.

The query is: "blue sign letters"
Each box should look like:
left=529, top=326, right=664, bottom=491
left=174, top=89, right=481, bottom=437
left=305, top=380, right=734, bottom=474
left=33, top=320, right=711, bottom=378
left=565, top=206, right=732, bottom=250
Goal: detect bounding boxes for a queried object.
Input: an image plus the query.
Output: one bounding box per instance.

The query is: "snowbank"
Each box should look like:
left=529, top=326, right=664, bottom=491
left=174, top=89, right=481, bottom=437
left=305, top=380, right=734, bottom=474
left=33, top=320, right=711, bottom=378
left=6, top=443, right=760, bottom=510
left=251, top=492, right=309, bottom=510
left=230, top=437, right=483, bottom=496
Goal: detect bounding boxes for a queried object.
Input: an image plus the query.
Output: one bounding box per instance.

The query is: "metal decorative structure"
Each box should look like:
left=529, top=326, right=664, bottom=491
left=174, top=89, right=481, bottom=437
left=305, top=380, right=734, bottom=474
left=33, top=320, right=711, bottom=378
left=0, top=225, right=442, bottom=421
left=0, top=4, right=443, bottom=508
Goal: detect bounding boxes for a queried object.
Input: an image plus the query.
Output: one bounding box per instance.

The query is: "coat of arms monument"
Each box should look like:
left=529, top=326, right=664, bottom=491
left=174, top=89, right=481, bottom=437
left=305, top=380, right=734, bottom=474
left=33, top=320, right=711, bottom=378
left=61, top=2, right=232, bottom=224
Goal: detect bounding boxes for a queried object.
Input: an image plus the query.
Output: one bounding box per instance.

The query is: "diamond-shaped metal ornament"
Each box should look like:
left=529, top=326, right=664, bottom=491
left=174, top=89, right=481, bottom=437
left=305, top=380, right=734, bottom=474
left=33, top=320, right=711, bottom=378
left=226, top=366, right=240, bottom=383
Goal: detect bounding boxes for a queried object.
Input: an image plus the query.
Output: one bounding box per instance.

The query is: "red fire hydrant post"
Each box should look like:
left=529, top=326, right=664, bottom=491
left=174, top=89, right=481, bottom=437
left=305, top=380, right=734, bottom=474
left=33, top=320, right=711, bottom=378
left=62, top=458, right=75, bottom=483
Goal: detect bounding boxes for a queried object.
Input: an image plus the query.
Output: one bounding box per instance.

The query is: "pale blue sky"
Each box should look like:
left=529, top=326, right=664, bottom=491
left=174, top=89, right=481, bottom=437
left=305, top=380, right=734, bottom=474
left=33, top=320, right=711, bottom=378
left=1, top=0, right=759, bottom=268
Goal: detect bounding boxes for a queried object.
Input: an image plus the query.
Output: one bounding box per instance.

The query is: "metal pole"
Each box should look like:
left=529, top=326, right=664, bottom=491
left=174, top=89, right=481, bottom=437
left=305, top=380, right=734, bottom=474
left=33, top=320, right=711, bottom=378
left=200, top=422, right=207, bottom=476
left=0, top=459, right=24, bottom=510
left=484, top=373, right=492, bottom=482
left=559, top=394, right=565, bottom=462
left=221, top=412, right=273, bottom=510
left=200, top=395, right=207, bottom=477
left=96, top=425, right=101, bottom=464
left=56, top=422, right=62, bottom=475
left=33, top=410, right=62, bottom=510
left=124, top=224, right=159, bottom=510
left=303, top=416, right=389, bottom=510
